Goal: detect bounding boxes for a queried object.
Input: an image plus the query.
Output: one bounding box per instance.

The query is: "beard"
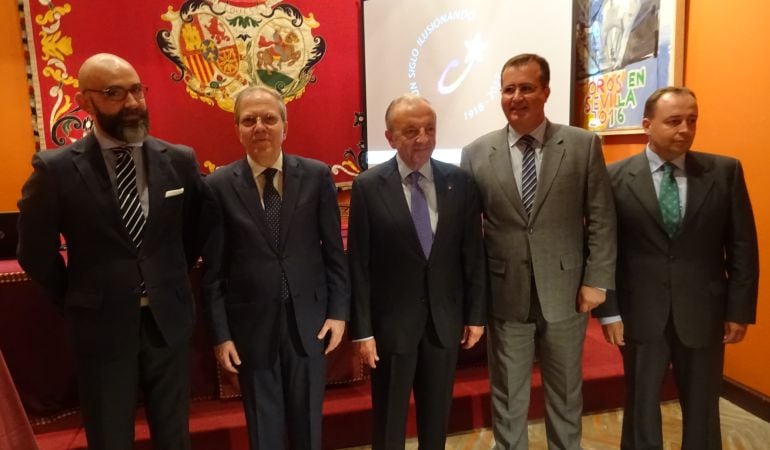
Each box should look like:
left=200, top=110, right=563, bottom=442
left=94, top=105, right=150, bottom=143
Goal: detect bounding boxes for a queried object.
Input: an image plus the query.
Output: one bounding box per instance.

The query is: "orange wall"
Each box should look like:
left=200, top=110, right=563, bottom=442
left=602, top=1, right=770, bottom=396
left=0, top=3, right=35, bottom=211
left=686, top=0, right=770, bottom=395
left=3, top=1, right=769, bottom=395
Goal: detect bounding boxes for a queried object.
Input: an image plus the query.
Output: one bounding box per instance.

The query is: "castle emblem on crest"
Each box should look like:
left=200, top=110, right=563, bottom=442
left=157, top=0, right=325, bottom=111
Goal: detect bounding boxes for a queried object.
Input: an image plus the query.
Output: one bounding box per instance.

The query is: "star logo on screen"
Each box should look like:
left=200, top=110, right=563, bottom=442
left=437, top=33, right=488, bottom=95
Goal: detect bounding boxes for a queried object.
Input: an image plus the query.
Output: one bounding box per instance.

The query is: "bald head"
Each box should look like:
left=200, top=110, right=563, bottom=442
left=76, top=53, right=149, bottom=143
left=78, top=53, right=138, bottom=91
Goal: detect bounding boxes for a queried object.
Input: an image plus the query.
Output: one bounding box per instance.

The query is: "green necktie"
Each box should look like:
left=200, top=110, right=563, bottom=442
left=658, top=162, right=681, bottom=237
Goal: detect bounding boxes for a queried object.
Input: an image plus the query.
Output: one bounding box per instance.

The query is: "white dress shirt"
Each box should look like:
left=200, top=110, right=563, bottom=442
left=95, top=127, right=149, bottom=217
left=646, top=146, right=688, bottom=216
left=396, top=154, right=438, bottom=233
left=247, top=152, right=284, bottom=205
left=507, top=120, right=547, bottom=195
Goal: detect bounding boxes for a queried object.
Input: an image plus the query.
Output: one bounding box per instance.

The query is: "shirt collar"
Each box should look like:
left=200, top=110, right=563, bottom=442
left=645, top=146, right=686, bottom=173
left=507, top=119, right=547, bottom=149
left=247, top=151, right=284, bottom=178
left=395, top=154, right=433, bottom=183
left=93, top=126, right=143, bottom=150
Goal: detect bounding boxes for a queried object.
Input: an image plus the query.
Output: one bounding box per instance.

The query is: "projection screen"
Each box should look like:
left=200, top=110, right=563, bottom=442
left=363, top=0, right=574, bottom=165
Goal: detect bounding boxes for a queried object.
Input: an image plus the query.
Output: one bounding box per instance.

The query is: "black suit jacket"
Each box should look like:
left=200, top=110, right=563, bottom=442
left=17, top=134, right=208, bottom=359
left=595, top=150, right=759, bottom=348
left=348, top=157, right=487, bottom=353
left=202, top=154, right=349, bottom=369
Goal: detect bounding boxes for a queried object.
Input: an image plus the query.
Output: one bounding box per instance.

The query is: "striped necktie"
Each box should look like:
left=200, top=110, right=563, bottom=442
left=113, top=147, right=145, bottom=248
left=519, top=135, right=537, bottom=216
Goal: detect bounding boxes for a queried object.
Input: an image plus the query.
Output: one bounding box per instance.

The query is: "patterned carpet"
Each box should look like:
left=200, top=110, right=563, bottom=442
left=340, top=399, right=770, bottom=449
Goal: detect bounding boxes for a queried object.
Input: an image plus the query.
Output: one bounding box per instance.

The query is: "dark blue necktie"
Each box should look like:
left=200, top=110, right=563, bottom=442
left=262, top=168, right=289, bottom=300
left=408, top=171, right=433, bottom=258
left=262, top=168, right=281, bottom=246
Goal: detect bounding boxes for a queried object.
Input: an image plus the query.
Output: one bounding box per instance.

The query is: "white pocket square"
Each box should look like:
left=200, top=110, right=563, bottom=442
left=164, top=187, right=184, bottom=198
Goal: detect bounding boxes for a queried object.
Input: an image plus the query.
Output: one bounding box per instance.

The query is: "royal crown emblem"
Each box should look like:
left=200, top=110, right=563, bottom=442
left=157, top=0, right=325, bottom=111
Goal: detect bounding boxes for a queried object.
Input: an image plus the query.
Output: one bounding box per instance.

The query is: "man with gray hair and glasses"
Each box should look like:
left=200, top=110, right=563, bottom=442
left=201, top=86, right=349, bottom=450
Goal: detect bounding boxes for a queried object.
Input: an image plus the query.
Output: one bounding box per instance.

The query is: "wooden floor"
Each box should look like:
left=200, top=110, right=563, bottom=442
left=340, top=399, right=770, bottom=449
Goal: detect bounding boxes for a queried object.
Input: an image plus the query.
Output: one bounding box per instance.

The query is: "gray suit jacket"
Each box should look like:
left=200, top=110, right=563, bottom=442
left=461, top=122, right=616, bottom=323
left=594, top=151, right=758, bottom=348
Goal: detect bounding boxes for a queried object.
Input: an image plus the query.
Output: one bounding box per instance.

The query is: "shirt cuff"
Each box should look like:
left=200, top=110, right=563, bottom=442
left=598, top=315, right=622, bottom=325
left=583, top=284, right=607, bottom=292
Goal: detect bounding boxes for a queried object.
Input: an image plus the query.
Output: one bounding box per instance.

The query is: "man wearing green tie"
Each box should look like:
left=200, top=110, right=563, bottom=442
left=594, top=87, right=759, bottom=450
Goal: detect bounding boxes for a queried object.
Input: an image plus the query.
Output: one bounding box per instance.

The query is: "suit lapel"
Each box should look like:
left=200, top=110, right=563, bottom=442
left=231, top=158, right=276, bottom=253
left=71, top=134, right=128, bottom=239
left=624, top=152, right=668, bottom=235
left=141, top=139, right=178, bottom=252
left=279, top=154, right=302, bottom=249
left=531, top=122, right=566, bottom=221
left=680, top=152, right=714, bottom=233
left=488, top=127, right=527, bottom=220
left=431, top=160, right=453, bottom=259
left=378, top=158, right=425, bottom=259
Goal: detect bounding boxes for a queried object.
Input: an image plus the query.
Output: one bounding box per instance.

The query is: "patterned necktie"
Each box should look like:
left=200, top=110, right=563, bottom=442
left=262, top=168, right=281, bottom=245
left=262, top=168, right=289, bottom=300
left=658, top=162, right=681, bottom=237
left=113, top=147, right=145, bottom=248
left=519, top=135, right=537, bottom=216
left=408, top=171, right=433, bottom=258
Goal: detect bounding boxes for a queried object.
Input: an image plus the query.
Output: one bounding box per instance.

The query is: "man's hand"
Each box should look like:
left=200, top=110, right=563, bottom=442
left=356, top=339, right=379, bottom=369
left=317, top=319, right=346, bottom=354
left=215, top=340, right=241, bottom=374
left=723, top=322, right=749, bottom=344
left=460, top=325, right=485, bottom=349
left=601, top=321, right=625, bottom=346
left=577, top=285, right=606, bottom=313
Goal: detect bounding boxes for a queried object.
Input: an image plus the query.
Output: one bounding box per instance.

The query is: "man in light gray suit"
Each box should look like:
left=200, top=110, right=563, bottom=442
left=461, top=53, right=617, bottom=450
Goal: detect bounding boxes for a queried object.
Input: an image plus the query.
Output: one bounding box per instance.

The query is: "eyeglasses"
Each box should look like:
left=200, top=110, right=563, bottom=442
left=84, top=84, right=148, bottom=102
left=239, top=114, right=282, bottom=127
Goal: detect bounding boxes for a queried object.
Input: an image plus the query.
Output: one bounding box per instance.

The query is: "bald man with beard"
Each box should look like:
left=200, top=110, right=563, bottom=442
left=17, top=53, right=209, bottom=450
